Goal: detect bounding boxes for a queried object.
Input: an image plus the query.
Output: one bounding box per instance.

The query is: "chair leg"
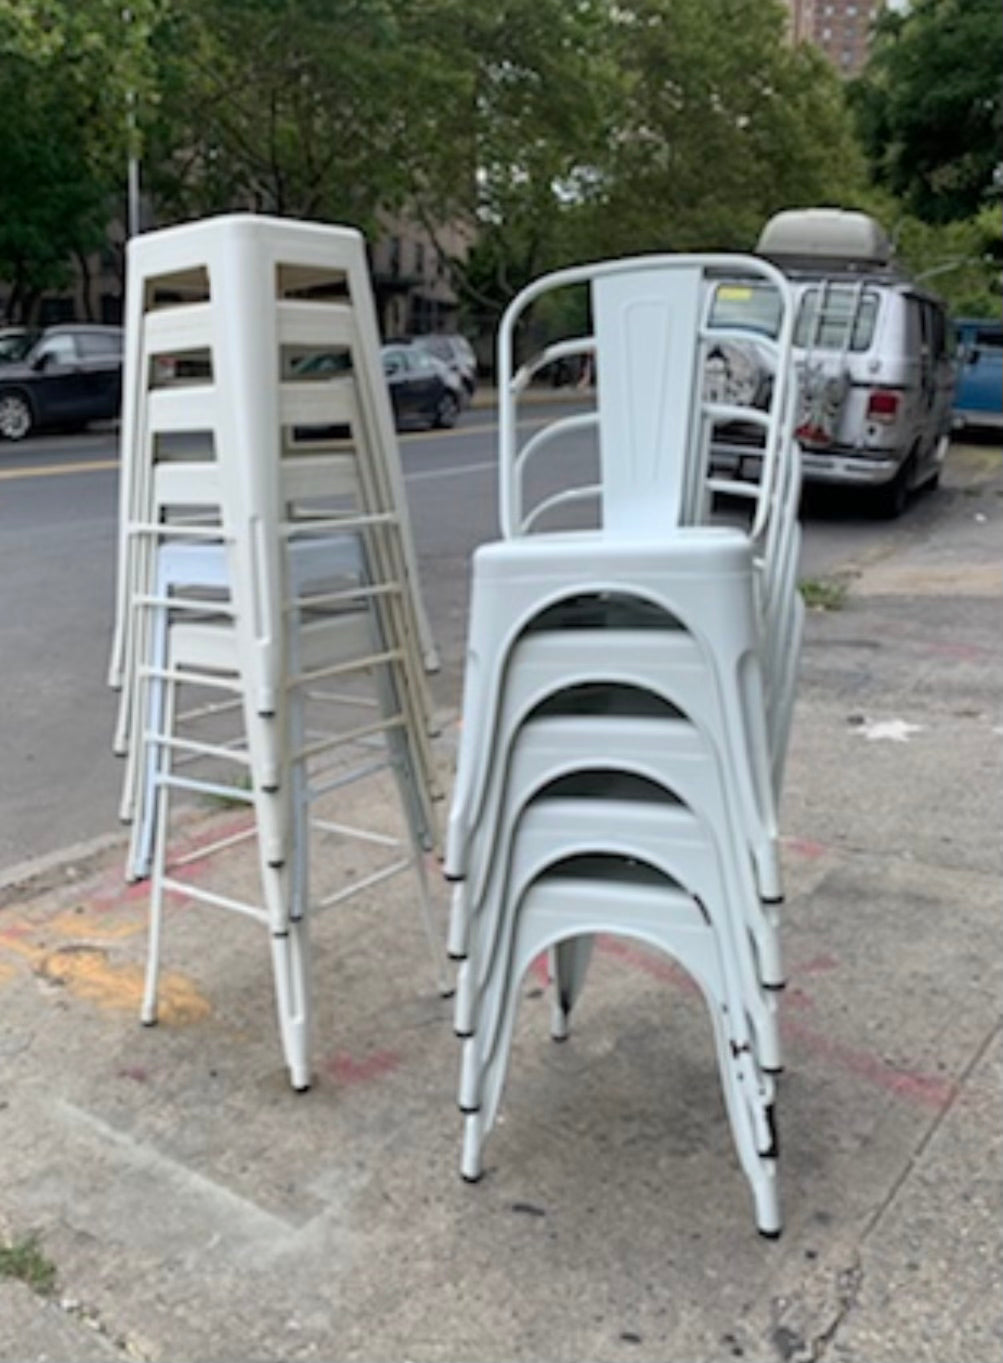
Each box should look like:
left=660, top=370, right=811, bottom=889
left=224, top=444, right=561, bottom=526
left=268, top=912, right=312, bottom=1092
left=408, top=821, right=450, bottom=996
left=140, top=666, right=177, bottom=1026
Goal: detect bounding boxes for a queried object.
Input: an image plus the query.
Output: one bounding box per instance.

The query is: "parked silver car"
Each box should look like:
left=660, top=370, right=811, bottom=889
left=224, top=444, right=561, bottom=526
left=710, top=209, right=955, bottom=517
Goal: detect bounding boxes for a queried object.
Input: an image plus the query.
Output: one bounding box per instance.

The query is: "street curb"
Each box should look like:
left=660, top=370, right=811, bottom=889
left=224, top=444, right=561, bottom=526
left=0, top=710, right=462, bottom=904
left=0, top=829, right=131, bottom=899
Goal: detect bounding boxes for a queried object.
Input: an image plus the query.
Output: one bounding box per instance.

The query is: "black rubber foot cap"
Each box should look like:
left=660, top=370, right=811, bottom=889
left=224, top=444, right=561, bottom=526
left=458, top=1102, right=480, bottom=1115
left=267, top=860, right=285, bottom=870
left=762, top=1065, right=784, bottom=1076
left=140, top=1018, right=158, bottom=1028
left=454, top=1029, right=473, bottom=1040
left=759, top=1227, right=782, bottom=1241
left=443, top=872, right=463, bottom=884
left=461, top=1170, right=484, bottom=1184
left=439, top=987, right=456, bottom=1000
left=551, top=1032, right=569, bottom=1044
left=293, top=1083, right=312, bottom=1094
left=761, top=895, right=785, bottom=906
left=447, top=951, right=467, bottom=963
left=764, top=980, right=787, bottom=992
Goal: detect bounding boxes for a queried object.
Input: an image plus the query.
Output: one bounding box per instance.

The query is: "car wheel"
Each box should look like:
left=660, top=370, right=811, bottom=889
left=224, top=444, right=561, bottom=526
left=871, top=453, right=913, bottom=520
left=0, top=390, right=34, bottom=441
left=434, top=390, right=459, bottom=429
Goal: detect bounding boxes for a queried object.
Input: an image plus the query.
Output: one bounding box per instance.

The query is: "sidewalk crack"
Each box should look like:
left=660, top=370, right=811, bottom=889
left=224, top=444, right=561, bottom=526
left=859, top=1017, right=1002, bottom=1246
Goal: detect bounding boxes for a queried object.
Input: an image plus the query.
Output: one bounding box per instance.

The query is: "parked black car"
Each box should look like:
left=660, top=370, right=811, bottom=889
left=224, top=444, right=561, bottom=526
left=381, top=344, right=462, bottom=429
left=0, top=324, right=123, bottom=441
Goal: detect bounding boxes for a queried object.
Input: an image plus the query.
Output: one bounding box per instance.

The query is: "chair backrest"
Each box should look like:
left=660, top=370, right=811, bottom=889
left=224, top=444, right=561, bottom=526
left=497, top=253, right=797, bottom=545
left=592, top=264, right=703, bottom=536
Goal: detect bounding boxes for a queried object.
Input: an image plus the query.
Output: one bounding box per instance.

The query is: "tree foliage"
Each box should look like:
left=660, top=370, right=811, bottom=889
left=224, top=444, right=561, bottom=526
left=849, top=0, right=1003, bottom=224
left=2, top=0, right=873, bottom=330
left=0, top=55, right=111, bottom=319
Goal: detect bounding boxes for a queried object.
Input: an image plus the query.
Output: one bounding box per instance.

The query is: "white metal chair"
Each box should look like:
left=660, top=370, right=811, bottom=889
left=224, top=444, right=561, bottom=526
left=457, top=855, right=781, bottom=1237
left=109, top=214, right=438, bottom=703
left=110, top=215, right=447, bottom=1088
left=135, top=565, right=447, bottom=1090
left=447, top=253, right=802, bottom=1232
left=451, top=708, right=781, bottom=1071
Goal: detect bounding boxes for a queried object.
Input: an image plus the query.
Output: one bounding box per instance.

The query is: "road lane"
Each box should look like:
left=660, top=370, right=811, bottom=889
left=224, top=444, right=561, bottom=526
left=1, top=417, right=983, bottom=868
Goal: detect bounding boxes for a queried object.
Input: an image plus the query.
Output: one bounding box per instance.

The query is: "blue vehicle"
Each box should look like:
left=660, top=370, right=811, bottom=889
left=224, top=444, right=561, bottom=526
left=953, top=318, right=1003, bottom=432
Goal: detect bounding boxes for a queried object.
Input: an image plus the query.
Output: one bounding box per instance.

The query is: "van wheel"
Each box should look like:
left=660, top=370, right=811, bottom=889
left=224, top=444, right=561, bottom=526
left=871, top=455, right=913, bottom=520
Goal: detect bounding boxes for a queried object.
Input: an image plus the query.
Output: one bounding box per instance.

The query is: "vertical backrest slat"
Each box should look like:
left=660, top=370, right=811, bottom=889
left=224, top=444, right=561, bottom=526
left=593, top=266, right=704, bottom=534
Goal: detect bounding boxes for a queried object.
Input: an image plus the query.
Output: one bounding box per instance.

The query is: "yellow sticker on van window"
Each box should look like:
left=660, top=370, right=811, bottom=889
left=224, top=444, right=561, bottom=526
left=717, top=286, right=753, bottom=301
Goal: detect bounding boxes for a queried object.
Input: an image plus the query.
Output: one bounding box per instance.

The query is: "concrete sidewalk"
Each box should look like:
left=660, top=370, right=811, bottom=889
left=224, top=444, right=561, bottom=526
left=0, top=445, right=1000, bottom=1362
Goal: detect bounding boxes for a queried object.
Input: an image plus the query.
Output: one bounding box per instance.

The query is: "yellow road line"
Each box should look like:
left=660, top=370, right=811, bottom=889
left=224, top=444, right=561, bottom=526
left=0, top=411, right=565, bottom=482
left=0, top=458, right=118, bottom=482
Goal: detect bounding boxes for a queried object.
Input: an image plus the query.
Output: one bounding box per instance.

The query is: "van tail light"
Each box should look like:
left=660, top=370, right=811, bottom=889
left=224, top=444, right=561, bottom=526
left=867, top=389, right=901, bottom=423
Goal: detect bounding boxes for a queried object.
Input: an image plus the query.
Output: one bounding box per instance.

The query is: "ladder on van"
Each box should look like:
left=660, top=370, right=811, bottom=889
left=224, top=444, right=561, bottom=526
left=797, top=278, right=865, bottom=447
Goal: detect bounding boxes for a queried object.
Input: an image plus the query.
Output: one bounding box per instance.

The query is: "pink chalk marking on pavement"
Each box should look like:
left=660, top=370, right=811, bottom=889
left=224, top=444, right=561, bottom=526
left=780, top=1017, right=958, bottom=1109
left=795, top=953, right=840, bottom=975
left=782, top=836, right=829, bottom=860
left=922, top=640, right=984, bottom=662
left=0, top=920, right=33, bottom=942
left=529, top=953, right=550, bottom=985
left=592, top=935, right=953, bottom=1109
left=324, top=1049, right=401, bottom=1086
left=597, top=934, right=694, bottom=992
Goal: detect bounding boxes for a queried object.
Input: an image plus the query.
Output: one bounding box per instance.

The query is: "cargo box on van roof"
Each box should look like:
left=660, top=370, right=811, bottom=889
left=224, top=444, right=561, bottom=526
left=756, top=209, right=894, bottom=271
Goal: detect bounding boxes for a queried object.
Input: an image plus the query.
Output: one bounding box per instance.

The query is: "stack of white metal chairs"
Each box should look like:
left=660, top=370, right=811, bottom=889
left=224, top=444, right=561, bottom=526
left=446, top=254, right=804, bottom=1236
left=108, top=214, right=445, bottom=1091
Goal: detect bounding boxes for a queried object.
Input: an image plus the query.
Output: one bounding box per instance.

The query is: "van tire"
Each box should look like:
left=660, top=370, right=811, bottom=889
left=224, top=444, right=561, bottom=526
left=871, top=453, right=914, bottom=520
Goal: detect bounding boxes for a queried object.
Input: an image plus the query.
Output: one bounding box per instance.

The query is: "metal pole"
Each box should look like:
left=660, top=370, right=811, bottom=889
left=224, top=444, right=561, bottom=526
left=127, top=93, right=141, bottom=237
left=124, top=8, right=141, bottom=236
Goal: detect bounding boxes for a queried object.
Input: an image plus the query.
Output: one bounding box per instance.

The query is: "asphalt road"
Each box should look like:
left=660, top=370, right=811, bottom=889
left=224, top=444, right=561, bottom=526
left=0, top=412, right=970, bottom=870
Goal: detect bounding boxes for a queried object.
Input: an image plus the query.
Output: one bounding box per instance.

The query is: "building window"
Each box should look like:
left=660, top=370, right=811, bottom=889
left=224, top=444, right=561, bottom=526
left=388, top=237, right=401, bottom=279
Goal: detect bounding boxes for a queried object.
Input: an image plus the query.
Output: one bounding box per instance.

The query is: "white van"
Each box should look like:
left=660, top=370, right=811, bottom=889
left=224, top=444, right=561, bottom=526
left=709, top=209, right=955, bottom=517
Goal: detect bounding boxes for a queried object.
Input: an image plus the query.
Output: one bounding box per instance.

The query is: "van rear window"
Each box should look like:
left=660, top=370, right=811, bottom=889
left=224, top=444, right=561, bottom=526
left=795, top=286, right=879, bottom=352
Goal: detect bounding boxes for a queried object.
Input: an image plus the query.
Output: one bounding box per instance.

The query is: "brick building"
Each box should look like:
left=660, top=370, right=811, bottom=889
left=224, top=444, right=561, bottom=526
left=785, top=0, right=884, bottom=75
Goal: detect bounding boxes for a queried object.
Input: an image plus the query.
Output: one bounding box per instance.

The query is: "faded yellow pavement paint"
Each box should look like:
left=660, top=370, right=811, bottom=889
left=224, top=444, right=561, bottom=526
left=0, top=914, right=210, bottom=1024
left=48, top=908, right=144, bottom=942
left=853, top=562, right=1002, bottom=598
left=36, top=946, right=211, bottom=1024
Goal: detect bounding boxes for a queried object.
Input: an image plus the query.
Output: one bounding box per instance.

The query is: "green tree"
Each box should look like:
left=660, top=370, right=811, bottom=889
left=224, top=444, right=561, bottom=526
left=0, top=56, right=111, bottom=320
left=143, top=0, right=417, bottom=227
left=400, top=0, right=868, bottom=331
left=585, top=0, right=866, bottom=257
left=850, top=0, right=1003, bottom=224
left=0, top=0, right=167, bottom=315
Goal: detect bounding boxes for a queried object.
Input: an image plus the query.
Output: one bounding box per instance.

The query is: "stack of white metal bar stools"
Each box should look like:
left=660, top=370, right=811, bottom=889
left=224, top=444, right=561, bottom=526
left=446, top=253, right=804, bottom=1235
left=108, top=213, right=446, bottom=1091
